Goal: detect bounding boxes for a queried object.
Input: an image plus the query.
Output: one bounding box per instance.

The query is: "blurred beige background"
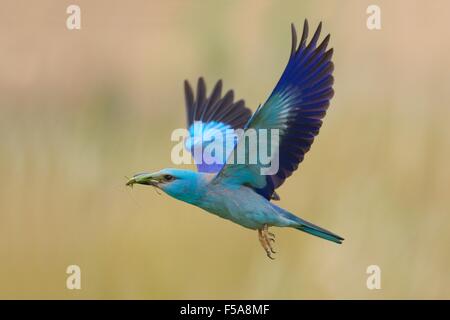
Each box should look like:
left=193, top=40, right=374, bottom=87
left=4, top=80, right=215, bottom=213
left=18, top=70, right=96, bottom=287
left=1, top=0, right=450, bottom=299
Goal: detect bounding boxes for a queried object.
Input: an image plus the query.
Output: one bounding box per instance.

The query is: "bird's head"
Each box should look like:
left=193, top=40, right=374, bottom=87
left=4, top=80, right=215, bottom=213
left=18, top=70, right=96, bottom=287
left=126, top=168, right=202, bottom=203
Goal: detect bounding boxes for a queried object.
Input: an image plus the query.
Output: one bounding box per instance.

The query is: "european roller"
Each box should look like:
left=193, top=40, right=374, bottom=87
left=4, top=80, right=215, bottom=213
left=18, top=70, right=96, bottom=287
left=127, top=20, right=344, bottom=259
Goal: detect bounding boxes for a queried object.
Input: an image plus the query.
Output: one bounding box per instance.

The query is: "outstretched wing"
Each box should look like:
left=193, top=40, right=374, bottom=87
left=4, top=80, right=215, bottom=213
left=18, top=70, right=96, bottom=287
left=214, top=20, right=334, bottom=200
left=184, top=78, right=252, bottom=173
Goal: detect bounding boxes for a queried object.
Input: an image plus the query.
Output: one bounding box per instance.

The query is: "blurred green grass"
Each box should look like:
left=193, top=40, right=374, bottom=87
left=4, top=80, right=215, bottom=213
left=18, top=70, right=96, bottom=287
left=1, top=0, right=450, bottom=299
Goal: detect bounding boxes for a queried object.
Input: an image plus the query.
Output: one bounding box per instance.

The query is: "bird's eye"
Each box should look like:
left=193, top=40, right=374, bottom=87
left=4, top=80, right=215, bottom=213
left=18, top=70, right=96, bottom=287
left=163, top=174, right=175, bottom=182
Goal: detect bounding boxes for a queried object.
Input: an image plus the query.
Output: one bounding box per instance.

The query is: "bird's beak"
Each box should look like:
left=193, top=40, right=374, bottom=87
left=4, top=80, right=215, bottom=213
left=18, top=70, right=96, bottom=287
left=126, top=173, right=160, bottom=187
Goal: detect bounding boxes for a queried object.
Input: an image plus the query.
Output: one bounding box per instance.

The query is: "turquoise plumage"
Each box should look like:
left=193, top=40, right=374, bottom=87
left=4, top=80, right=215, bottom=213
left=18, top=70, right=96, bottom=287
left=127, top=21, right=343, bottom=259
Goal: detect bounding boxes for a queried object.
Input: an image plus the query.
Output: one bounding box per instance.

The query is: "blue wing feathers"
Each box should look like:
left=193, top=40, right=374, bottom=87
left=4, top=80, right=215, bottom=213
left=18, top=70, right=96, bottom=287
left=184, top=78, right=251, bottom=130
left=184, top=78, right=252, bottom=173
left=211, top=21, right=334, bottom=200
left=252, top=20, right=334, bottom=199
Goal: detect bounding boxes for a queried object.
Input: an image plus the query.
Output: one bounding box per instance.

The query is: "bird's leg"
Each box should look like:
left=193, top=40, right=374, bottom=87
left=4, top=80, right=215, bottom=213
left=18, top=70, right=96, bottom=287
left=257, top=224, right=276, bottom=259
left=263, top=224, right=276, bottom=254
left=258, top=229, right=273, bottom=259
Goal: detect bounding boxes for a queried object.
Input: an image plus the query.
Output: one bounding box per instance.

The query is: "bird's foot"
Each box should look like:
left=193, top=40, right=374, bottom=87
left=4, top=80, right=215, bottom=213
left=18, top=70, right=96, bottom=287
left=258, top=224, right=276, bottom=260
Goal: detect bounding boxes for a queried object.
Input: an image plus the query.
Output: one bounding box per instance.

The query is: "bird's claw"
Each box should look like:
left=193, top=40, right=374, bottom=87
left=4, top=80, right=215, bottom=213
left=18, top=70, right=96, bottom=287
left=258, top=225, right=277, bottom=259
left=266, top=252, right=275, bottom=260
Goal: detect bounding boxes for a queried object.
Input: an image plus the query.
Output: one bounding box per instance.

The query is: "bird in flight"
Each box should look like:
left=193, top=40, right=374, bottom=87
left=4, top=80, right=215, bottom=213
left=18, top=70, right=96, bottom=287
left=127, top=20, right=343, bottom=259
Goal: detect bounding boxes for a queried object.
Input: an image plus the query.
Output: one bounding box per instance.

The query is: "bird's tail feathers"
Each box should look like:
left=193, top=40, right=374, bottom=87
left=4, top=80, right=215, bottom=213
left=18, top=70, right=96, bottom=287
left=295, top=222, right=344, bottom=244
left=276, top=206, right=344, bottom=244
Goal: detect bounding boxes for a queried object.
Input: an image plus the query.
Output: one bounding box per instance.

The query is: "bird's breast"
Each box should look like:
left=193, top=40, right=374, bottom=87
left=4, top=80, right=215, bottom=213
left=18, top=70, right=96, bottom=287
left=195, top=184, right=272, bottom=229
